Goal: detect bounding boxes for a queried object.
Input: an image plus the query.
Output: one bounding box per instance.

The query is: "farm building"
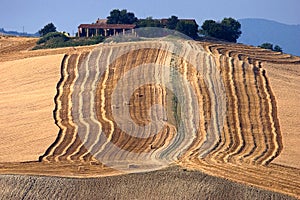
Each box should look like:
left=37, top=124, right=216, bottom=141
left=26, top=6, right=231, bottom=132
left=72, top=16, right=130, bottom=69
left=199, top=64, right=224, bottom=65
left=78, top=18, right=197, bottom=37
left=78, top=19, right=136, bottom=37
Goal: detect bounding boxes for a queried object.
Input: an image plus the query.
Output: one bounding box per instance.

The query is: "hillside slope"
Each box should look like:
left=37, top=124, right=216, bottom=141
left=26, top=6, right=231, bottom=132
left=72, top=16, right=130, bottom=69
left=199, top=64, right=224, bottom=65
left=0, top=167, right=296, bottom=200
left=0, top=37, right=299, bottom=198
left=0, top=55, right=63, bottom=162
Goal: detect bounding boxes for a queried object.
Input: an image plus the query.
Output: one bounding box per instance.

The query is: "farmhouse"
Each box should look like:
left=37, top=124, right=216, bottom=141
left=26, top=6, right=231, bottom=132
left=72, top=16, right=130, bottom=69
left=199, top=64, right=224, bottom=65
left=78, top=18, right=197, bottom=37
left=78, top=19, right=136, bottom=37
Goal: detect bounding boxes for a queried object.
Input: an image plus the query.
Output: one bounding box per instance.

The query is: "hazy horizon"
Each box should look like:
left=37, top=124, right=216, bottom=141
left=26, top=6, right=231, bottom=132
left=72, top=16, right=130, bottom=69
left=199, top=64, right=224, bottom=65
left=1, top=0, right=299, bottom=34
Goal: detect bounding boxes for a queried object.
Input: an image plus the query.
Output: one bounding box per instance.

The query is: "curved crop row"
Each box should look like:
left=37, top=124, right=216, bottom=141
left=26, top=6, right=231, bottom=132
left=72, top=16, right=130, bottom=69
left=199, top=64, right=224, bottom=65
left=39, top=40, right=298, bottom=197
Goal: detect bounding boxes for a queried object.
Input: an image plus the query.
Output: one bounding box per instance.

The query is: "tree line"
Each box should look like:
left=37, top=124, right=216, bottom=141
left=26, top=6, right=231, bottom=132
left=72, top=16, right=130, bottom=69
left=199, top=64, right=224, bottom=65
left=37, top=9, right=282, bottom=52
left=39, top=9, right=241, bottom=42
left=258, top=42, right=283, bottom=52
left=105, top=9, right=240, bottom=41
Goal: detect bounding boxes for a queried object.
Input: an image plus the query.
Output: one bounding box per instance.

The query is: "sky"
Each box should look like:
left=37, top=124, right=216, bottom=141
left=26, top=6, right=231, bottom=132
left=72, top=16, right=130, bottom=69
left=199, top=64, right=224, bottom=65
left=1, top=0, right=299, bottom=35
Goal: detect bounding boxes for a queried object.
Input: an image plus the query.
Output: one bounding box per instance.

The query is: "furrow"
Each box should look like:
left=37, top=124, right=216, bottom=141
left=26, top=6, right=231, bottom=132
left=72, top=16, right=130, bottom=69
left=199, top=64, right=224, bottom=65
left=93, top=47, right=115, bottom=158
left=55, top=52, right=81, bottom=161
left=227, top=57, right=253, bottom=163
left=68, top=51, right=96, bottom=162
left=211, top=55, right=235, bottom=162
left=256, top=67, right=282, bottom=165
left=240, top=60, right=259, bottom=162
left=44, top=54, right=78, bottom=162
left=40, top=54, right=70, bottom=162
left=250, top=67, right=270, bottom=164
left=224, top=57, right=243, bottom=162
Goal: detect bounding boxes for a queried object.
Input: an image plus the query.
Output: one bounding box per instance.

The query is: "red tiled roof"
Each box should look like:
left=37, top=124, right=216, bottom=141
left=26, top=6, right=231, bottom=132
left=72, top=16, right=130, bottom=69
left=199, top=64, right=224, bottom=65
left=78, top=24, right=136, bottom=29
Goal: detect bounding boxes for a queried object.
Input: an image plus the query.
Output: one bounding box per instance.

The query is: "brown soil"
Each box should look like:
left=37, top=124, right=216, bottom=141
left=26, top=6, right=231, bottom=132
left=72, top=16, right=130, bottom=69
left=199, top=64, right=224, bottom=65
left=0, top=166, right=296, bottom=200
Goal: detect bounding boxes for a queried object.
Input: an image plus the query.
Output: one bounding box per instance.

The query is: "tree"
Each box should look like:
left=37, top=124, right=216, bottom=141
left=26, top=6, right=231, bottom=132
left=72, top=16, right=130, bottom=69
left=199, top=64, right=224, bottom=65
left=200, top=18, right=242, bottom=42
left=221, top=18, right=242, bottom=42
left=107, top=9, right=137, bottom=24
left=107, top=9, right=120, bottom=24
left=166, top=16, right=179, bottom=30
left=39, top=23, right=57, bottom=36
left=175, top=20, right=199, bottom=39
left=200, top=20, right=216, bottom=35
left=136, top=17, right=162, bottom=28
left=258, top=42, right=273, bottom=50
left=259, top=43, right=283, bottom=52
left=274, top=45, right=283, bottom=52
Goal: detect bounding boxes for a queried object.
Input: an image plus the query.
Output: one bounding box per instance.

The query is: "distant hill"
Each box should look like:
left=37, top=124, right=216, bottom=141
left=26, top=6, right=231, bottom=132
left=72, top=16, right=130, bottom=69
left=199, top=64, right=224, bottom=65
left=238, top=18, right=300, bottom=56
left=0, top=28, right=39, bottom=37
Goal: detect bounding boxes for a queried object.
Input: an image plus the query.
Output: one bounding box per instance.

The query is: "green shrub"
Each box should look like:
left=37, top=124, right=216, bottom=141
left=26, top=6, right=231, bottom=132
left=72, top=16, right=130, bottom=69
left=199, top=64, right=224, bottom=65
left=33, top=34, right=104, bottom=50
left=39, top=23, right=57, bottom=36
left=258, top=43, right=283, bottom=53
left=36, top=32, right=69, bottom=44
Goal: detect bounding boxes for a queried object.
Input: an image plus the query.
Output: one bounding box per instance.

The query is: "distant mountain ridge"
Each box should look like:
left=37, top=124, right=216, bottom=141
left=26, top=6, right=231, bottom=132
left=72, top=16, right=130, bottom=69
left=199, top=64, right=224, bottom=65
left=0, top=28, right=39, bottom=37
left=238, top=18, right=300, bottom=56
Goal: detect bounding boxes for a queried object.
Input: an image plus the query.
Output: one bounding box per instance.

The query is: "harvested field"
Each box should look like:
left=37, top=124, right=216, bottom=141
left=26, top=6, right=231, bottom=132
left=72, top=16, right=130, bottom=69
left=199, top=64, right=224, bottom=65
left=0, top=36, right=95, bottom=62
left=0, top=37, right=299, bottom=198
left=263, top=62, right=300, bottom=168
left=0, top=36, right=37, bottom=56
left=0, top=54, right=64, bottom=162
left=0, top=166, right=296, bottom=200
